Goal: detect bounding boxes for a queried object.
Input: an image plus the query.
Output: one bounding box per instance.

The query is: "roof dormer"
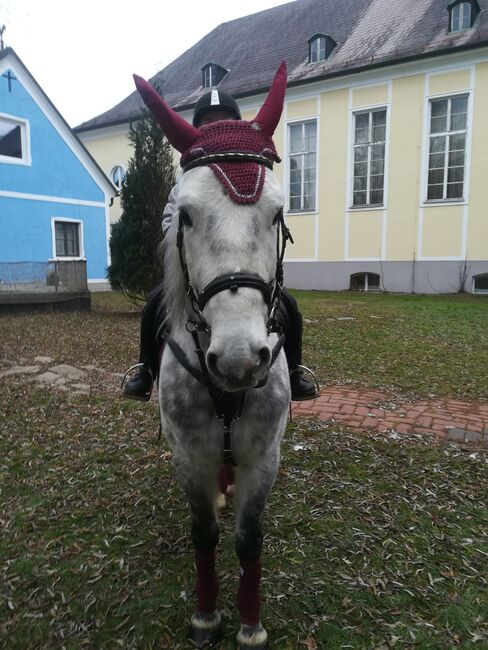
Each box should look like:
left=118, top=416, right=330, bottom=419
left=202, top=62, right=228, bottom=88
left=308, top=33, right=336, bottom=63
left=448, top=0, right=480, bottom=32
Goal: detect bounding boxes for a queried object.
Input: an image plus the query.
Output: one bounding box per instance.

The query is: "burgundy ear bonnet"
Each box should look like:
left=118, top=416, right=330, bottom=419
left=133, top=62, right=287, bottom=203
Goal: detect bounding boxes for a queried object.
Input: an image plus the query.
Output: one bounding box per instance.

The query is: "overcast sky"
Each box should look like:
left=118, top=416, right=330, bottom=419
left=0, top=0, right=291, bottom=128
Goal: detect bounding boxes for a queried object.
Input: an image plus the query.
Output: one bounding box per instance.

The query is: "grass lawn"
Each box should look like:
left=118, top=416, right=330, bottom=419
left=1, top=291, right=487, bottom=648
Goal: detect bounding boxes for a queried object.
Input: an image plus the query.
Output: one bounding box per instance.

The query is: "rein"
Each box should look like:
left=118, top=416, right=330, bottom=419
left=166, top=153, right=293, bottom=465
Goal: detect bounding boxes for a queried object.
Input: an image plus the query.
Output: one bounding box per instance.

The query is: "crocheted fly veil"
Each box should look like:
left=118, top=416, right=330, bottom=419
left=180, top=120, right=280, bottom=203
left=133, top=62, right=287, bottom=203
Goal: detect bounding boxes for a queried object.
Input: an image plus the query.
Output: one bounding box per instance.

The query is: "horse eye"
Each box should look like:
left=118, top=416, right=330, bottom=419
left=179, top=209, right=193, bottom=228
left=272, top=208, right=283, bottom=225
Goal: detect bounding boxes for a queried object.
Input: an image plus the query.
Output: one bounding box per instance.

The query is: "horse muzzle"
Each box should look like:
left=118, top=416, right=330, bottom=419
left=206, top=343, right=271, bottom=392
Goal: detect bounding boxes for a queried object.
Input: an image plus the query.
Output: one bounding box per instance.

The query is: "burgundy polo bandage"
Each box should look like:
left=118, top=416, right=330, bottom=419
left=218, top=464, right=234, bottom=495
left=195, top=548, right=219, bottom=614
left=237, top=556, right=262, bottom=625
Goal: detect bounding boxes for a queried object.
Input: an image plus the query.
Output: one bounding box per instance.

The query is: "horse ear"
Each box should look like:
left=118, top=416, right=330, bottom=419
left=133, top=74, right=201, bottom=153
left=252, top=61, right=287, bottom=136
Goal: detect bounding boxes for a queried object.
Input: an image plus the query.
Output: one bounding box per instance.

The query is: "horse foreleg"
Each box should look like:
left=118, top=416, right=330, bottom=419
left=176, top=465, right=223, bottom=648
left=234, top=460, right=278, bottom=649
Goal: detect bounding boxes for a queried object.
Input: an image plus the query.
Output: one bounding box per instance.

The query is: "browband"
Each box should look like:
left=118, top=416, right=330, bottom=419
left=183, top=152, right=275, bottom=172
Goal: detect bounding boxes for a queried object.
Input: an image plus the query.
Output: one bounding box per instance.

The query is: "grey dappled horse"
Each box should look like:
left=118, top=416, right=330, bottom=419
left=134, top=63, right=291, bottom=649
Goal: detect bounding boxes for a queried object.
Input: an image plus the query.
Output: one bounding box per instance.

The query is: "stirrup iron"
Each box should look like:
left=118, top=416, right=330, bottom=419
left=120, top=362, right=153, bottom=389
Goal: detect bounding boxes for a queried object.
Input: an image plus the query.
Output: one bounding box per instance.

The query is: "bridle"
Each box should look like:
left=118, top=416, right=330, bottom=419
left=164, top=153, right=294, bottom=464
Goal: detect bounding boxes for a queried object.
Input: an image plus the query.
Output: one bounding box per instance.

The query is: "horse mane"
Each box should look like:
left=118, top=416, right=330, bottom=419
left=161, top=217, right=188, bottom=330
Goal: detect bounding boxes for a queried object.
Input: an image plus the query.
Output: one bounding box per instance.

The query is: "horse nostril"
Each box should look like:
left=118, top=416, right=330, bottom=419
left=258, top=346, right=271, bottom=369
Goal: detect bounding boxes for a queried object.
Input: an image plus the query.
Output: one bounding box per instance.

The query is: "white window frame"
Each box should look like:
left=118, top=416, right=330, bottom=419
left=203, top=65, right=215, bottom=88
left=310, top=36, right=326, bottom=63
left=286, top=118, right=318, bottom=214
left=350, top=107, right=387, bottom=208
left=110, top=164, right=126, bottom=190
left=50, top=218, right=84, bottom=261
left=0, top=113, right=31, bottom=166
left=450, top=2, right=472, bottom=32
left=426, top=93, right=469, bottom=202
left=472, top=274, right=488, bottom=294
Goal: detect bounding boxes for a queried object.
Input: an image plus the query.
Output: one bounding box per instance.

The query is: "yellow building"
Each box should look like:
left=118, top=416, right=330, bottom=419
left=76, top=0, right=488, bottom=294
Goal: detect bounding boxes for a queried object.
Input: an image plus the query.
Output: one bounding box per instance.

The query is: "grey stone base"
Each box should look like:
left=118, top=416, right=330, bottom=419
left=284, top=260, right=488, bottom=294
left=0, top=292, right=91, bottom=314
left=88, top=280, right=111, bottom=292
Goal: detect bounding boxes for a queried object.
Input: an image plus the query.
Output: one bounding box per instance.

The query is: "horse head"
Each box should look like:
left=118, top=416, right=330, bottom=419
left=134, top=64, right=288, bottom=392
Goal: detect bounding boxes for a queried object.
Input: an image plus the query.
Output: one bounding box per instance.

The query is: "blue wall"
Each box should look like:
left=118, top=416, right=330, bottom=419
left=0, top=197, right=107, bottom=279
left=0, top=69, right=105, bottom=202
left=0, top=63, right=109, bottom=280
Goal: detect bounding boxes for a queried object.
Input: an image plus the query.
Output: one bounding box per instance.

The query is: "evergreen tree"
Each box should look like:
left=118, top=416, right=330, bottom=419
left=108, top=110, right=175, bottom=303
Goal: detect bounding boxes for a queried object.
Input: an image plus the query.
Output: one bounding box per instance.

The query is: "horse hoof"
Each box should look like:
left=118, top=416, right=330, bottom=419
left=189, top=611, right=223, bottom=648
left=236, top=622, right=268, bottom=649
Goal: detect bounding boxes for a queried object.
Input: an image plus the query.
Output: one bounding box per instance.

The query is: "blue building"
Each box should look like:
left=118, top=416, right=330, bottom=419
left=0, top=48, right=115, bottom=290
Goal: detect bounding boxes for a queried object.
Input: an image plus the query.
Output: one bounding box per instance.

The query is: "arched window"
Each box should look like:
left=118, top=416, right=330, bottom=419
left=448, top=1, right=479, bottom=32
left=350, top=272, right=381, bottom=292
left=202, top=63, right=227, bottom=88
left=110, top=165, right=126, bottom=190
left=308, top=34, right=336, bottom=63
left=473, top=274, right=488, bottom=294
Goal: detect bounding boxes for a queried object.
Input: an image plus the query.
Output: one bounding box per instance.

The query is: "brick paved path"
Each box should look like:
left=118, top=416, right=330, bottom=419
left=292, top=386, right=488, bottom=443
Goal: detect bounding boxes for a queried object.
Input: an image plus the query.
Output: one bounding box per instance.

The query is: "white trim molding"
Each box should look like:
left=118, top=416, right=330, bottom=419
left=50, top=217, right=85, bottom=260
left=0, top=112, right=31, bottom=166
left=0, top=189, right=106, bottom=207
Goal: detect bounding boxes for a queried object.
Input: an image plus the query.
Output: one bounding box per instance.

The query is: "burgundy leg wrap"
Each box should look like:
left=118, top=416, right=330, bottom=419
left=195, top=549, right=219, bottom=613
left=237, top=557, right=262, bottom=626
left=218, top=465, right=234, bottom=495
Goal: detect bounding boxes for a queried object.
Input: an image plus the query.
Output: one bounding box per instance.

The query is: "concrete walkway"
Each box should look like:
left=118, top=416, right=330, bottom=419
left=292, top=386, right=488, bottom=444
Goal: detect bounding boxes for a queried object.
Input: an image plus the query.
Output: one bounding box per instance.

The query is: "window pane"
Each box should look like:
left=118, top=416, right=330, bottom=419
left=371, top=142, right=385, bottom=161
left=0, top=121, right=22, bottom=158
left=305, top=122, right=317, bottom=152
left=354, top=175, right=367, bottom=191
left=427, top=184, right=444, bottom=200
left=354, top=145, right=368, bottom=163
left=353, top=191, right=367, bottom=206
left=448, top=149, right=465, bottom=167
left=450, top=95, right=468, bottom=130
left=430, top=100, right=448, bottom=133
left=372, top=111, right=386, bottom=142
left=429, top=153, right=445, bottom=171
left=354, top=113, right=370, bottom=144
left=354, top=161, right=368, bottom=177
left=429, top=136, right=446, bottom=155
left=428, top=168, right=444, bottom=185
left=451, top=5, right=461, bottom=31
left=55, top=222, right=80, bottom=257
left=447, top=182, right=463, bottom=199
left=449, top=133, right=466, bottom=152
left=289, top=125, right=303, bottom=153
left=370, top=189, right=383, bottom=204
left=370, top=174, right=384, bottom=190
left=461, top=2, right=471, bottom=29
left=448, top=166, right=464, bottom=183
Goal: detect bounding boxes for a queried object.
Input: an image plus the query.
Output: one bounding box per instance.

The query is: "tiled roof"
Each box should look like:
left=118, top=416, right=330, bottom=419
left=76, top=0, right=488, bottom=132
